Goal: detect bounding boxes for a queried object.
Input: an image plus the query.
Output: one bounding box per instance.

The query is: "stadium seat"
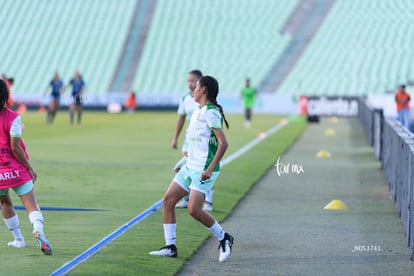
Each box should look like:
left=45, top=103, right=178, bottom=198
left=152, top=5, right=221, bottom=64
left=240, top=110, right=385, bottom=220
left=277, top=0, right=414, bottom=96
left=132, top=0, right=298, bottom=95
left=0, top=0, right=136, bottom=95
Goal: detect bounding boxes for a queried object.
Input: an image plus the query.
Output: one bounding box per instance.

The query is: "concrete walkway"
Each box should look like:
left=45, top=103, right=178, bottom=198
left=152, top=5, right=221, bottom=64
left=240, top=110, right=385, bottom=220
left=178, top=117, right=414, bottom=276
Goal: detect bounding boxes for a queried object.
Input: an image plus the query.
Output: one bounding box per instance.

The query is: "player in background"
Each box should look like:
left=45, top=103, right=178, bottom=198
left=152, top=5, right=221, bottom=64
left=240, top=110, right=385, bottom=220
left=66, top=71, right=85, bottom=125
left=241, top=78, right=256, bottom=128
left=172, top=70, right=202, bottom=208
left=172, top=70, right=216, bottom=211
left=0, top=79, right=52, bottom=255
left=124, top=91, right=137, bottom=113
left=44, top=72, right=64, bottom=124
left=150, top=76, right=234, bottom=262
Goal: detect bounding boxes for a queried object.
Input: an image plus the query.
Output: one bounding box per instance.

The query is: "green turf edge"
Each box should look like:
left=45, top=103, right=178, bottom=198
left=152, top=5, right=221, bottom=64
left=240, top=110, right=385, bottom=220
left=67, top=118, right=307, bottom=275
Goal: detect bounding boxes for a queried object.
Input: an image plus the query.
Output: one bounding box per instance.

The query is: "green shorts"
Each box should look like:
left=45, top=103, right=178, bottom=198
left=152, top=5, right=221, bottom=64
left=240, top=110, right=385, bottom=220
left=0, top=180, right=34, bottom=197
left=173, top=165, right=220, bottom=195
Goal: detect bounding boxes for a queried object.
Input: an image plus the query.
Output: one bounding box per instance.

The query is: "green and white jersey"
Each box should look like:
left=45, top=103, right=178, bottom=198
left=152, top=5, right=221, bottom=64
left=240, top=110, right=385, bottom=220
left=187, top=103, right=223, bottom=171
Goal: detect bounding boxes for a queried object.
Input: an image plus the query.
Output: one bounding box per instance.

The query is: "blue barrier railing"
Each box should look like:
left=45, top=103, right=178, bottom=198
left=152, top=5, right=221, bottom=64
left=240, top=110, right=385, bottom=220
left=358, top=98, right=414, bottom=260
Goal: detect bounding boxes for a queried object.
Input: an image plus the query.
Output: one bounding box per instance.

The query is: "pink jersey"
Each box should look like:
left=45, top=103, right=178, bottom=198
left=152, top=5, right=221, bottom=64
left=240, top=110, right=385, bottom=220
left=0, top=108, right=32, bottom=188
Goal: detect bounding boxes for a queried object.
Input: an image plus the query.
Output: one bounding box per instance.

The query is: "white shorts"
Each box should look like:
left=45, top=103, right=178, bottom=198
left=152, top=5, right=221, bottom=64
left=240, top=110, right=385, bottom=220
left=173, top=165, right=220, bottom=195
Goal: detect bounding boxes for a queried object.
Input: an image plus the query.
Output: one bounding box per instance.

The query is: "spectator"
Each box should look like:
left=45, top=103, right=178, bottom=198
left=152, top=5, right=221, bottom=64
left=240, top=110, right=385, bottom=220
left=395, top=84, right=410, bottom=128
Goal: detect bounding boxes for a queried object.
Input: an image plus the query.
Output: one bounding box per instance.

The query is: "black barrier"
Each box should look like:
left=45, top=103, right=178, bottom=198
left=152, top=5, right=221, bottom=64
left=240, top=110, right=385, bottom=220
left=358, top=98, right=414, bottom=260
left=357, top=98, right=383, bottom=152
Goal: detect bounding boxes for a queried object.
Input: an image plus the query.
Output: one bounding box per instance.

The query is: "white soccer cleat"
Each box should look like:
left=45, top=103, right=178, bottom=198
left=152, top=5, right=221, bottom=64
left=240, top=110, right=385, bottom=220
left=218, top=233, right=234, bottom=262
left=203, top=202, right=213, bottom=212
left=175, top=199, right=188, bottom=208
left=7, top=239, right=26, bottom=248
left=149, top=244, right=178, bottom=257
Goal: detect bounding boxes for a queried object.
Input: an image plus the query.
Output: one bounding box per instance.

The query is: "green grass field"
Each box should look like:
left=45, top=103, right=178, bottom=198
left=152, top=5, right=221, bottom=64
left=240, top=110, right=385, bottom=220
left=1, top=110, right=306, bottom=275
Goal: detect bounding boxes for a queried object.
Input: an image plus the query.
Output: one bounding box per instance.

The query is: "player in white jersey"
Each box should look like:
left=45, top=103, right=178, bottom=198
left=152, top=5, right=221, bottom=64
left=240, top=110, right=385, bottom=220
left=150, top=76, right=233, bottom=262
left=172, top=70, right=215, bottom=211
left=171, top=70, right=201, bottom=157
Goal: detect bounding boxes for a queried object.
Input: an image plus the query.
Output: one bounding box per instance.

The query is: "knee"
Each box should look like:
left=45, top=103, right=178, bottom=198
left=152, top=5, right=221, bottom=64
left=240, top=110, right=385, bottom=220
left=187, top=205, right=202, bottom=220
left=163, top=194, right=177, bottom=209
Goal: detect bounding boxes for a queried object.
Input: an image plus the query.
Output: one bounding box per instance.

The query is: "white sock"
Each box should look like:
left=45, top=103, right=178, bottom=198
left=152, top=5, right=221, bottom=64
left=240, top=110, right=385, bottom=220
left=29, top=211, right=44, bottom=232
left=205, top=190, right=214, bottom=204
left=4, top=214, right=24, bottom=240
left=163, top=223, right=176, bottom=245
left=209, top=221, right=225, bottom=241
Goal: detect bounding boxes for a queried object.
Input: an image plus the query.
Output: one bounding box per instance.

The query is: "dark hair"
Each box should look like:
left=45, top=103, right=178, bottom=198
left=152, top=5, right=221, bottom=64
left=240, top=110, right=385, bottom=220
left=189, top=69, right=203, bottom=80
left=0, top=79, right=9, bottom=111
left=199, top=76, right=229, bottom=129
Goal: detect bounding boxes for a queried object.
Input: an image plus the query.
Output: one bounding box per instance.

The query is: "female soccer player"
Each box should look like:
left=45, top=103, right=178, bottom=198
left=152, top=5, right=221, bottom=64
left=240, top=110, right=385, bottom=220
left=0, top=79, right=52, bottom=255
left=67, top=71, right=85, bottom=125
left=44, top=72, right=64, bottom=123
left=150, top=76, right=234, bottom=262
left=241, top=78, right=256, bottom=128
left=172, top=70, right=217, bottom=212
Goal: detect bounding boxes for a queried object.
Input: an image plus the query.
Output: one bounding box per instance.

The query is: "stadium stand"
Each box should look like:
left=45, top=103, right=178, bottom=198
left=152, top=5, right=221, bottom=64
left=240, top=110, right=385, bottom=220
left=132, top=0, right=297, bottom=95
left=1, top=0, right=413, bottom=102
left=0, top=0, right=135, bottom=94
left=277, top=0, right=414, bottom=96
left=258, top=0, right=336, bottom=93
left=109, top=0, right=157, bottom=92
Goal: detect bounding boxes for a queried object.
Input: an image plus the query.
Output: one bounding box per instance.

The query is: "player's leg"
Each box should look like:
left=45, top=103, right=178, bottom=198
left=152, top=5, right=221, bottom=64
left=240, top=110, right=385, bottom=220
left=203, top=189, right=214, bottom=211
left=16, top=182, right=52, bottom=255
left=187, top=172, right=234, bottom=262
left=175, top=148, right=189, bottom=208
left=150, top=168, right=189, bottom=258
left=51, top=100, right=59, bottom=122
left=46, top=99, right=54, bottom=123
left=0, top=191, right=25, bottom=248
left=244, top=108, right=251, bottom=128
left=69, top=102, right=75, bottom=124
left=76, top=104, right=82, bottom=124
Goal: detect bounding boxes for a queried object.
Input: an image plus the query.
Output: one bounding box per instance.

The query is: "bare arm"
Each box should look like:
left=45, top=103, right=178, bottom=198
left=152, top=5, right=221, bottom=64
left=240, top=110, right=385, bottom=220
left=10, top=137, right=37, bottom=182
left=201, top=128, right=228, bottom=180
left=171, top=115, right=186, bottom=150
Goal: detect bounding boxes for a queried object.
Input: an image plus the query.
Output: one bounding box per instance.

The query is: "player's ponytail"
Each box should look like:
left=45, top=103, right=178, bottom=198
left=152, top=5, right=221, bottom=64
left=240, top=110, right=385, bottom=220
left=200, top=76, right=229, bottom=129
left=0, top=79, right=9, bottom=111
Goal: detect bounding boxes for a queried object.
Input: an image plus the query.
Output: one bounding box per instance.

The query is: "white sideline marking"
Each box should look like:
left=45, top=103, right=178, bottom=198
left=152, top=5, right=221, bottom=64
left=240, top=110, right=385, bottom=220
left=50, top=118, right=292, bottom=276
left=221, top=120, right=288, bottom=167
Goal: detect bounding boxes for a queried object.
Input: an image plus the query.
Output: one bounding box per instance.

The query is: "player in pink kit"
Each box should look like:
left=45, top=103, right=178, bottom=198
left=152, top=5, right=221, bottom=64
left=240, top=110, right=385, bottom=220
left=0, top=79, right=52, bottom=255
